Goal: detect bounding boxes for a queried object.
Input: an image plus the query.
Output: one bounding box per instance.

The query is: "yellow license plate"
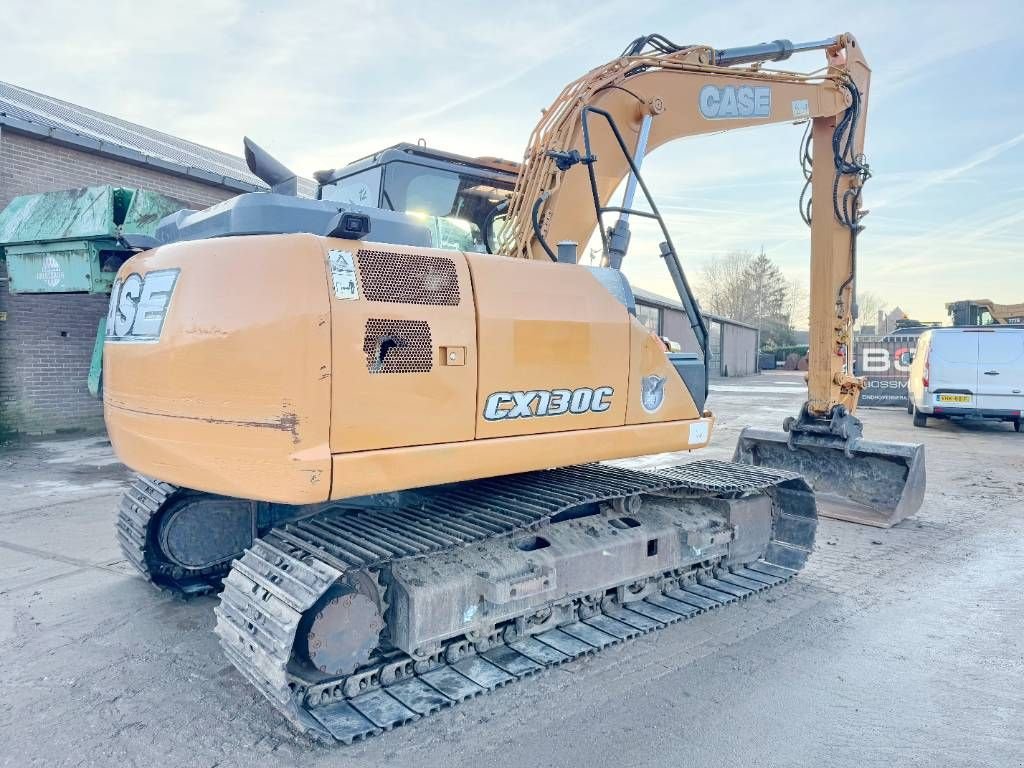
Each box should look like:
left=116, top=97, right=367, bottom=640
left=938, top=394, right=971, bottom=403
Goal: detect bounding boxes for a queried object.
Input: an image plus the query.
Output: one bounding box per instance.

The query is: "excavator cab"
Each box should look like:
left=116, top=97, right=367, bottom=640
left=315, top=143, right=517, bottom=254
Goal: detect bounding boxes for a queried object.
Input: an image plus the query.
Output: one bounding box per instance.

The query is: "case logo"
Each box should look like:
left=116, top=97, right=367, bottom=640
left=641, top=375, right=666, bottom=413
left=699, top=85, right=771, bottom=119
left=484, top=387, right=614, bottom=421
left=105, top=269, right=179, bottom=342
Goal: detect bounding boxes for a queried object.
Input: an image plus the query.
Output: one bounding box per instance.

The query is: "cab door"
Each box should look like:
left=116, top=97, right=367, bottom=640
left=327, top=240, right=477, bottom=453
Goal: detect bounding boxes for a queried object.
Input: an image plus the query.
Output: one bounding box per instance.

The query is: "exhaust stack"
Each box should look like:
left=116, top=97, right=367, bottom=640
left=243, top=137, right=298, bottom=196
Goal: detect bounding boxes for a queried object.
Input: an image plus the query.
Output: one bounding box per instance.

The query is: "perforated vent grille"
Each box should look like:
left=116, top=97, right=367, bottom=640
left=363, top=319, right=433, bottom=374
left=357, top=250, right=461, bottom=306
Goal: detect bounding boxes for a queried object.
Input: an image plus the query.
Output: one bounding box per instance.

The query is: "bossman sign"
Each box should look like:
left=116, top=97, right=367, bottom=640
left=853, top=338, right=917, bottom=407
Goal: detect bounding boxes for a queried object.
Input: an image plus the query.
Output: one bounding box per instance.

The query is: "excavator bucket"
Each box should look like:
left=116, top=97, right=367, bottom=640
left=733, top=428, right=926, bottom=528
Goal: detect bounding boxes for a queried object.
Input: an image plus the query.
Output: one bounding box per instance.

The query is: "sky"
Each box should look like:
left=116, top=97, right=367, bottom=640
left=2, top=0, right=1023, bottom=324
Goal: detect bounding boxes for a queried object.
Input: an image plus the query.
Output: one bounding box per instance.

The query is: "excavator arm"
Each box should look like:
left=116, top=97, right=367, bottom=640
left=499, top=33, right=924, bottom=526
left=501, top=34, right=866, bottom=416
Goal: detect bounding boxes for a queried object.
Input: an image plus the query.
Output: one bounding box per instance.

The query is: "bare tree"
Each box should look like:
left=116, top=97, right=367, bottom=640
left=698, top=251, right=756, bottom=321
left=856, top=290, right=888, bottom=331
left=783, top=277, right=809, bottom=330
left=698, top=249, right=792, bottom=347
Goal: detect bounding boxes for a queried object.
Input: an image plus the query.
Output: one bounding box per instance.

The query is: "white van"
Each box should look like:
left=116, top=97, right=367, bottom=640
left=907, top=327, right=1024, bottom=431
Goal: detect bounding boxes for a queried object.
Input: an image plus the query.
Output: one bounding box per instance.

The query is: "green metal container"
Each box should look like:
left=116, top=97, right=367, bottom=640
left=0, top=185, right=186, bottom=399
left=0, top=186, right=184, bottom=294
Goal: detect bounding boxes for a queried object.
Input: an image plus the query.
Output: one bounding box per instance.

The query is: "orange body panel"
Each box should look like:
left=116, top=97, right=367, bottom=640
left=104, top=234, right=712, bottom=504
left=625, top=318, right=699, bottom=424
left=104, top=234, right=333, bottom=503
left=330, top=417, right=713, bottom=499
left=467, top=253, right=630, bottom=438
left=328, top=242, right=478, bottom=452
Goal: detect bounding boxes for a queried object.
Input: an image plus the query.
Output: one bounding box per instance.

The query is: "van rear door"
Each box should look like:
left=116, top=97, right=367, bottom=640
left=929, top=330, right=979, bottom=402
left=975, top=329, right=1024, bottom=413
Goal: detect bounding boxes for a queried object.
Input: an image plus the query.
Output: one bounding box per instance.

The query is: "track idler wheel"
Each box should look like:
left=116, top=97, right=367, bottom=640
left=117, top=476, right=257, bottom=596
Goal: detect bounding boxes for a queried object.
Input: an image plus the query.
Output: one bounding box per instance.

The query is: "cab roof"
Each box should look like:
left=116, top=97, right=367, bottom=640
left=314, top=143, right=519, bottom=186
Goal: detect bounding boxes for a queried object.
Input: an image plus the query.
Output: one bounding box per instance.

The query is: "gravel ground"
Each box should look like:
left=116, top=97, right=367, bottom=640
left=1, top=371, right=1022, bottom=768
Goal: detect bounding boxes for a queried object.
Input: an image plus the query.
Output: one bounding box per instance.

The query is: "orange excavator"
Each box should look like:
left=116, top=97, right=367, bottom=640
left=947, top=299, right=1024, bottom=326
left=105, top=32, right=924, bottom=742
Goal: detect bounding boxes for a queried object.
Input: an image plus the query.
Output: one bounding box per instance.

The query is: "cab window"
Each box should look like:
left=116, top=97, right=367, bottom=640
left=381, top=162, right=511, bottom=252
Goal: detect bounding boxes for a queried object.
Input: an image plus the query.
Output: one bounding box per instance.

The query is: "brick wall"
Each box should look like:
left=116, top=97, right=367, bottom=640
left=0, top=129, right=237, bottom=435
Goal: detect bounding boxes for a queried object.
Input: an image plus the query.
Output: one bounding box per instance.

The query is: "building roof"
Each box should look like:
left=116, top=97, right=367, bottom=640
left=0, top=80, right=272, bottom=193
left=632, top=286, right=759, bottom=330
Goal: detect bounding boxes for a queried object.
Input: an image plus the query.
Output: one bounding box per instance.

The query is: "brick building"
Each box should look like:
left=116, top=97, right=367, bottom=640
left=0, top=81, right=270, bottom=435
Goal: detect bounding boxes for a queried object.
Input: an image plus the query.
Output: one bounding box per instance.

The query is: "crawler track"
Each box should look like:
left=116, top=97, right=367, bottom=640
left=214, top=460, right=816, bottom=743
left=116, top=475, right=229, bottom=595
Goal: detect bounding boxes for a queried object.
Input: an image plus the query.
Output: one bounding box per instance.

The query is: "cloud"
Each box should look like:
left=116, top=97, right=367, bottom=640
left=872, top=131, right=1024, bottom=211
left=1, top=0, right=1021, bottom=324
left=393, top=0, right=622, bottom=130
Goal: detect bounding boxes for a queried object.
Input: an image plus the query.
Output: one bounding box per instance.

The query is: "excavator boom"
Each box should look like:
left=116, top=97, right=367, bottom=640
left=497, top=33, right=924, bottom=526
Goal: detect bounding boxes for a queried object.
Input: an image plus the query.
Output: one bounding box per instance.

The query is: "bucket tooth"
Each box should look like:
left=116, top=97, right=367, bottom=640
left=733, top=427, right=926, bottom=528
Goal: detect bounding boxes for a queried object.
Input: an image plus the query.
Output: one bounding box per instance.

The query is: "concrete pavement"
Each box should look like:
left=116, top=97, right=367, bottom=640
left=1, top=373, right=1021, bottom=767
